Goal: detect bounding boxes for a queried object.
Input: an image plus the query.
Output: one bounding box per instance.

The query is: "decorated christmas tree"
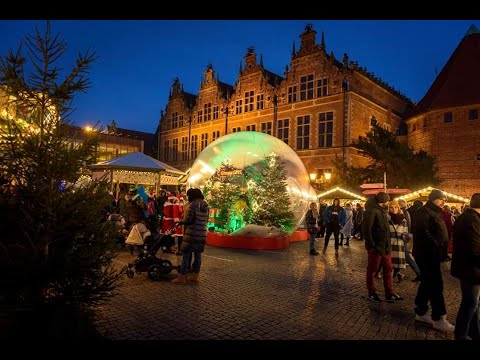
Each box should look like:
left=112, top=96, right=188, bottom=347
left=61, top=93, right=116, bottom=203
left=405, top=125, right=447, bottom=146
left=244, top=153, right=295, bottom=232
left=203, top=159, right=249, bottom=232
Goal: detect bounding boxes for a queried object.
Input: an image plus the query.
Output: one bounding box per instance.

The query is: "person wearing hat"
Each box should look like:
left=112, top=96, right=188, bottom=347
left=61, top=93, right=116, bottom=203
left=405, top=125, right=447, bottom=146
left=451, top=193, right=480, bottom=340
left=412, top=189, right=454, bottom=333
left=363, top=192, right=403, bottom=303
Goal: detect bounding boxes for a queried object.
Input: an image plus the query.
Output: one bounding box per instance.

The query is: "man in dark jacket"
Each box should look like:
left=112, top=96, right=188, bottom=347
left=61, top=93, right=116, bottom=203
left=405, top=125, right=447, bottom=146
left=451, top=193, right=480, bottom=340
left=412, top=189, right=454, bottom=333
left=363, top=192, right=403, bottom=303
left=172, top=188, right=209, bottom=285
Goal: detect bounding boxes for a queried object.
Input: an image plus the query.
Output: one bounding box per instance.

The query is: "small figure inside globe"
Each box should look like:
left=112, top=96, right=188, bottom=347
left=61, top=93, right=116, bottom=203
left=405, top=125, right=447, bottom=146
left=187, top=131, right=317, bottom=234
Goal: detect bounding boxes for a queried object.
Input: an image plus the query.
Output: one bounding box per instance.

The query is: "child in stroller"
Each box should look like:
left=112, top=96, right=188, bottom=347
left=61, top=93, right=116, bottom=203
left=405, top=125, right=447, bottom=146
left=124, top=223, right=180, bottom=281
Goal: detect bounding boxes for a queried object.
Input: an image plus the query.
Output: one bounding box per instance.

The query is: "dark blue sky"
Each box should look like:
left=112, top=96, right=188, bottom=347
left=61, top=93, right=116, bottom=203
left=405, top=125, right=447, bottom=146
left=0, top=20, right=477, bottom=133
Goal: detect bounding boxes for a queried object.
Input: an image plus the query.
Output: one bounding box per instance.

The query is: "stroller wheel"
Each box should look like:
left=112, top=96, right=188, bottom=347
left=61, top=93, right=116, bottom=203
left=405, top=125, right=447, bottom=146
left=126, top=268, right=134, bottom=279
left=147, top=265, right=163, bottom=281
left=160, top=259, right=173, bottom=274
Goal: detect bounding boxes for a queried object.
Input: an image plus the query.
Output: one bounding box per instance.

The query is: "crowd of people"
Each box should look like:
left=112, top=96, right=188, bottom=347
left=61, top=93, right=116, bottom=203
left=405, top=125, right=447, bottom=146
left=308, top=189, right=480, bottom=340
left=104, top=185, right=209, bottom=284
left=108, top=184, right=479, bottom=340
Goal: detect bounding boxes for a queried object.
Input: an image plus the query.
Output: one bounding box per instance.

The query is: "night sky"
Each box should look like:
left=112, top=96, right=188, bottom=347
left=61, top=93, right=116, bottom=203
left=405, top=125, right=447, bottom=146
left=0, top=20, right=477, bottom=133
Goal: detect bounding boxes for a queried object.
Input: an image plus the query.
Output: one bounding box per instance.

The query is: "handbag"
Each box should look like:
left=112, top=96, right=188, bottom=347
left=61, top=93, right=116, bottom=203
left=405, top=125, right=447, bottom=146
left=307, top=226, right=318, bottom=235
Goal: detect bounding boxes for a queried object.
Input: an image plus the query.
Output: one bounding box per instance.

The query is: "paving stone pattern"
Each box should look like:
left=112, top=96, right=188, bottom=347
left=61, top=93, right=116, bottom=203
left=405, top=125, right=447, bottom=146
left=95, top=239, right=459, bottom=340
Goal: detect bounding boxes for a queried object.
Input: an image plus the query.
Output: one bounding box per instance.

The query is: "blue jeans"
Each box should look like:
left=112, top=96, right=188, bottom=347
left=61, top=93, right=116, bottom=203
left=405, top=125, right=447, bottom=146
left=405, top=246, right=421, bottom=277
left=180, top=251, right=201, bottom=275
left=309, top=232, right=316, bottom=251
left=455, top=280, right=480, bottom=340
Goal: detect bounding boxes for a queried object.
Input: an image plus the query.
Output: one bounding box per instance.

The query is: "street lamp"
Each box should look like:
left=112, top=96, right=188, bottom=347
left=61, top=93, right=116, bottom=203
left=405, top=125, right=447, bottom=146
left=309, top=173, right=317, bottom=181
left=324, top=172, right=332, bottom=181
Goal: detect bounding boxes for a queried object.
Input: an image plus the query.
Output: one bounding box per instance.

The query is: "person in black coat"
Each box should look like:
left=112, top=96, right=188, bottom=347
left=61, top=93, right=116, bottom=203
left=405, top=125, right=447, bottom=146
left=451, top=193, right=480, bottom=340
left=172, top=188, right=209, bottom=285
left=412, top=189, right=454, bottom=333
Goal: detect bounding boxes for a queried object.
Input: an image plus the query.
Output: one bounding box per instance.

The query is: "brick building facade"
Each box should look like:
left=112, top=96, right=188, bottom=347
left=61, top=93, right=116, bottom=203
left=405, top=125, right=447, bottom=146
left=406, top=25, right=480, bottom=197
left=155, top=25, right=413, bottom=182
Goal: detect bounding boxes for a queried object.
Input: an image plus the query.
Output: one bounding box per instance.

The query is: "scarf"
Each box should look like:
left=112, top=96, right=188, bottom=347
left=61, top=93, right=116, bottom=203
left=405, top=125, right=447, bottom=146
left=389, top=212, right=404, bottom=225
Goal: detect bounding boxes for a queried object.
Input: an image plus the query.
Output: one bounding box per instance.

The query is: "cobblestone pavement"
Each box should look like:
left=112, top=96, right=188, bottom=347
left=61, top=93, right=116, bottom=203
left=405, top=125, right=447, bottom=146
left=95, top=238, right=460, bottom=340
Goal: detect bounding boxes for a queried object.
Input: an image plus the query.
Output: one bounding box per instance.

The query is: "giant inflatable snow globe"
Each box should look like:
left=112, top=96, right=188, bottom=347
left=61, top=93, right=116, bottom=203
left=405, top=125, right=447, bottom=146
left=187, top=132, right=316, bottom=248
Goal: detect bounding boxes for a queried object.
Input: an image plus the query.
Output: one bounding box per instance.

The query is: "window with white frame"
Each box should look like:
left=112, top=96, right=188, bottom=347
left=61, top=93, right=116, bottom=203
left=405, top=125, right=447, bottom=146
left=181, top=136, right=188, bottom=160
left=201, top=133, right=208, bottom=150
left=190, top=135, right=198, bottom=159
left=163, top=139, right=170, bottom=161
left=204, top=103, right=212, bottom=121
left=260, top=121, right=272, bottom=135
left=244, top=91, right=254, bottom=112
left=296, top=115, right=310, bottom=150
left=288, top=85, right=297, bottom=103
left=277, top=119, right=289, bottom=144
left=236, top=100, right=243, bottom=114
left=300, top=74, right=314, bottom=101
left=317, top=78, right=328, bottom=97
left=172, top=138, right=179, bottom=161
left=256, top=94, right=264, bottom=110
left=318, top=111, right=333, bottom=148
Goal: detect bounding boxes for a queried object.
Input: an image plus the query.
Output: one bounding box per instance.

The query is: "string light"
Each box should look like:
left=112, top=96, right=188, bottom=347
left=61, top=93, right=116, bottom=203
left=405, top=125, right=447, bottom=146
left=394, top=186, right=469, bottom=203
left=317, top=186, right=367, bottom=201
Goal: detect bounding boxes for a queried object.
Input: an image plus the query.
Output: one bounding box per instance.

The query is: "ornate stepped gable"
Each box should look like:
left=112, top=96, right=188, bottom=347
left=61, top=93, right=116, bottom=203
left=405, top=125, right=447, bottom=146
left=168, top=77, right=197, bottom=112
left=198, top=64, right=233, bottom=103
left=286, top=24, right=411, bottom=105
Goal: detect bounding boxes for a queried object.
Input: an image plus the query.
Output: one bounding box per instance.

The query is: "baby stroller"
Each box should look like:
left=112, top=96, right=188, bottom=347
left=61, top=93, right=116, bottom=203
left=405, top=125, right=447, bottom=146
left=124, top=223, right=180, bottom=281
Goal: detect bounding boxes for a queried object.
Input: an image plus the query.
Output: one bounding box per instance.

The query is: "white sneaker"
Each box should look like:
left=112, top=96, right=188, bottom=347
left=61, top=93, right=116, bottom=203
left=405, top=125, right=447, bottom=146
left=415, top=313, right=434, bottom=325
left=433, top=316, right=455, bottom=333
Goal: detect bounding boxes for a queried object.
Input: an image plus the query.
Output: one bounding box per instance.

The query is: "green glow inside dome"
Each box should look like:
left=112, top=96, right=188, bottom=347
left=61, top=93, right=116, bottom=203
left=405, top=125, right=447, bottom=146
left=187, top=132, right=317, bottom=233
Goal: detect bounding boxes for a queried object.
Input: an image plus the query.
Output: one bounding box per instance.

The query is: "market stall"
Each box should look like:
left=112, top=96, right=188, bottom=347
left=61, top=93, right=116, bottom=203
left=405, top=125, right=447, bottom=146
left=393, top=186, right=469, bottom=205
left=317, top=186, right=367, bottom=204
left=88, top=152, right=185, bottom=197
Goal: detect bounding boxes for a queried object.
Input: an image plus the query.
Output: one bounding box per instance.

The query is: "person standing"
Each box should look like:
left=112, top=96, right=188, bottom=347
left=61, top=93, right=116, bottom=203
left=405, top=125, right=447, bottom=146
left=172, top=188, right=209, bottom=285
left=439, top=205, right=454, bottom=262
left=363, top=192, right=403, bottom=303
left=451, top=193, right=480, bottom=340
left=322, top=198, right=346, bottom=255
left=318, top=199, right=328, bottom=238
left=340, top=202, right=353, bottom=246
left=388, top=201, right=407, bottom=282
left=412, top=189, right=454, bottom=333
left=354, top=203, right=364, bottom=240
left=305, top=202, right=320, bottom=255
left=398, top=198, right=421, bottom=282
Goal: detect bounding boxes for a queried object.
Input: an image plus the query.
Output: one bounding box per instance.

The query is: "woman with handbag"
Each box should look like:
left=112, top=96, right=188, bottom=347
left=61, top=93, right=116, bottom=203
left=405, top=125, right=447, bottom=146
left=305, top=202, right=320, bottom=255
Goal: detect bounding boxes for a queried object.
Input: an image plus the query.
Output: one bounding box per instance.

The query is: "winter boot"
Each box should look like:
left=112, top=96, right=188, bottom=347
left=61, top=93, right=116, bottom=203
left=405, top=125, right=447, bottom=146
left=433, top=315, right=455, bottom=333
left=171, top=274, right=187, bottom=285
left=187, top=272, right=200, bottom=283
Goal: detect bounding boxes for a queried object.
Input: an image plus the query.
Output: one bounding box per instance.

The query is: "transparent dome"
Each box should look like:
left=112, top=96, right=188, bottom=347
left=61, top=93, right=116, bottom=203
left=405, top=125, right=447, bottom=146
left=187, top=131, right=317, bottom=232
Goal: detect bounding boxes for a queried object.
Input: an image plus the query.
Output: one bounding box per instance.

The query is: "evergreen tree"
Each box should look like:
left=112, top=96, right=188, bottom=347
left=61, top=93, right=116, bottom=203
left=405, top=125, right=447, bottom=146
left=333, top=121, right=441, bottom=189
left=245, top=153, right=295, bottom=232
left=0, top=22, right=120, bottom=338
left=203, top=159, right=244, bottom=231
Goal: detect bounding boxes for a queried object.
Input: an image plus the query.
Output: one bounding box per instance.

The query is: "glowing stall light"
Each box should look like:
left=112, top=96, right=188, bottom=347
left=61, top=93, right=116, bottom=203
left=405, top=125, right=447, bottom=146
left=317, top=186, right=367, bottom=201
left=394, top=186, right=469, bottom=203
left=188, top=173, right=203, bottom=184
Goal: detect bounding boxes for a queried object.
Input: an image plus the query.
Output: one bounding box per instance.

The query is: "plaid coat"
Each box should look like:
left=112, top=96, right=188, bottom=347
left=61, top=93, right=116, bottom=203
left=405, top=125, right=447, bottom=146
left=389, top=221, right=407, bottom=269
